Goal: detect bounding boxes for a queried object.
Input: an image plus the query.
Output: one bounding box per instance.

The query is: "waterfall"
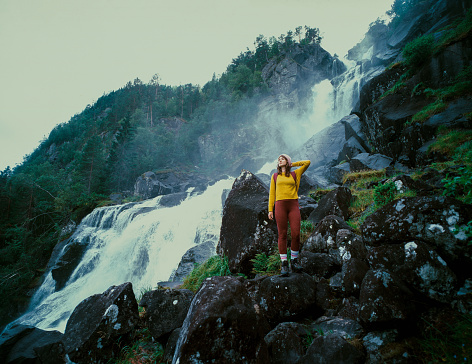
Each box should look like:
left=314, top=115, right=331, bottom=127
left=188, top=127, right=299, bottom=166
left=10, top=178, right=234, bottom=333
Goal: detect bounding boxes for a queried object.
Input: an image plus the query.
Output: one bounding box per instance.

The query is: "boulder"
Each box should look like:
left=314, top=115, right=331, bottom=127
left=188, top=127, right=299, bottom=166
left=315, top=278, right=342, bottom=313
left=163, top=328, right=181, bottom=364
left=299, top=251, right=340, bottom=278
left=251, top=273, right=317, bottom=324
left=63, top=282, right=139, bottom=363
left=336, top=297, right=361, bottom=321
left=217, top=170, right=277, bottom=276
left=172, top=276, right=270, bottom=364
left=308, top=187, right=352, bottom=225
left=170, top=241, right=214, bottom=282
left=264, top=322, right=307, bottom=364
left=349, top=153, right=393, bottom=172
left=362, top=329, right=400, bottom=364
left=139, top=289, right=194, bottom=341
left=335, top=229, right=368, bottom=263
left=303, top=215, right=353, bottom=254
left=0, top=325, right=35, bottom=363
left=298, top=333, right=365, bottom=364
left=359, top=269, right=416, bottom=326
left=361, top=196, right=472, bottom=278
left=341, top=258, right=370, bottom=297
left=367, top=241, right=457, bottom=303
left=3, top=327, right=64, bottom=364
left=298, top=195, right=317, bottom=220
left=50, top=237, right=88, bottom=291
left=310, top=316, right=364, bottom=340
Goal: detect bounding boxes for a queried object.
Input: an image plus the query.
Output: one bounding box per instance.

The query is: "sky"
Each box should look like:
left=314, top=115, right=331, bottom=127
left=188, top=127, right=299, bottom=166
left=0, top=0, right=394, bottom=171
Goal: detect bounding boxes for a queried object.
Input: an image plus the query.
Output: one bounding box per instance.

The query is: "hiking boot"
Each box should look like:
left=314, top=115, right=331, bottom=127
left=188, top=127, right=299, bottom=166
left=291, top=258, right=302, bottom=273
left=280, top=260, right=289, bottom=276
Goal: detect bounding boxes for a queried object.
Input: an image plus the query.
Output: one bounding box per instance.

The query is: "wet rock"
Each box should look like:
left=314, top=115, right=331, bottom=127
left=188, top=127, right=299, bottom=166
left=304, top=215, right=353, bottom=254
left=252, top=273, right=317, bottom=325
left=359, top=269, right=416, bottom=326
left=308, top=187, right=352, bottom=225
left=170, top=241, right=214, bottom=282
left=63, top=282, right=139, bottom=363
left=0, top=325, right=35, bottom=363
left=163, top=328, right=180, bottom=364
left=342, top=258, right=370, bottom=297
left=361, top=196, right=472, bottom=279
left=310, top=316, right=364, bottom=340
left=349, top=153, right=393, bottom=172
left=264, top=322, right=307, bottom=364
left=3, top=327, right=64, bottom=364
left=172, top=276, right=270, bottom=364
left=368, top=241, right=457, bottom=303
left=217, top=170, right=277, bottom=276
left=139, top=289, right=194, bottom=341
left=299, top=251, right=340, bottom=278
left=298, top=333, right=365, bottom=364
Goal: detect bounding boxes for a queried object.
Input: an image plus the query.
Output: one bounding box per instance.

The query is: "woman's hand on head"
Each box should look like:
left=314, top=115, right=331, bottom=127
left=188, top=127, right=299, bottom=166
left=268, top=211, right=274, bottom=220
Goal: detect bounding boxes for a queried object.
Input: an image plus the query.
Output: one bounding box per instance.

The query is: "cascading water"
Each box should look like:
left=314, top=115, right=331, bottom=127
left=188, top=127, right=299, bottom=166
left=10, top=178, right=234, bottom=333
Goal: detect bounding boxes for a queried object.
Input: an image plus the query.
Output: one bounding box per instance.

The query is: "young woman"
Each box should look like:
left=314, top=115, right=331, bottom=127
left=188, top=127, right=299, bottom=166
left=268, top=154, right=311, bottom=275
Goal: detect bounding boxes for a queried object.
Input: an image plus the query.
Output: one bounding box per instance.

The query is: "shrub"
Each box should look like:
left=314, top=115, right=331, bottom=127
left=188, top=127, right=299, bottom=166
left=402, top=34, right=435, bottom=68
left=373, top=181, right=397, bottom=208
left=300, top=220, right=314, bottom=241
left=181, top=255, right=232, bottom=292
left=251, top=252, right=281, bottom=276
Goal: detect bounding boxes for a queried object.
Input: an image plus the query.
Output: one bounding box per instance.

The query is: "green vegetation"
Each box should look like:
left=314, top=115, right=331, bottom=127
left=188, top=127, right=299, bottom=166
left=417, top=313, right=472, bottom=363
left=251, top=251, right=281, bottom=276
left=402, top=34, right=435, bottom=69
left=111, top=328, right=164, bottom=364
left=373, top=181, right=397, bottom=208
left=180, top=256, right=232, bottom=292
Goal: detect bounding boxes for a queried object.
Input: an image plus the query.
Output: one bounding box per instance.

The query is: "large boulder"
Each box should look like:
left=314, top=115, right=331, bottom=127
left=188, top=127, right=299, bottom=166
left=139, top=289, right=194, bottom=341
left=367, top=241, right=457, bottom=303
left=359, top=269, right=416, bottom=326
left=303, top=215, right=353, bottom=255
left=264, top=322, right=307, bottom=364
left=249, top=273, right=318, bottom=325
left=308, top=187, right=352, bottom=225
left=1, top=326, right=64, bottom=364
left=63, top=282, right=139, bottom=363
left=298, top=333, right=365, bottom=364
left=170, top=241, right=214, bottom=282
left=217, top=170, right=277, bottom=276
left=361, top=196, right=472, bottom=278
left=172, top=276, right=270, bottom=364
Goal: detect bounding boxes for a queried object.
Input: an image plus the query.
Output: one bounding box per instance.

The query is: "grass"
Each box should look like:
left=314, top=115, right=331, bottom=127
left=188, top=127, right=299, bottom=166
left=309, top=188, right=332, bottom=202
left=180, top=255, right=232, bottom=292
left=417, top=313, right=472, bottom=363
left=427, top=129, right=472, bottom=157
left=110, top=328, right=164, bottom=364
left=342, top=169, right=386, bottom=188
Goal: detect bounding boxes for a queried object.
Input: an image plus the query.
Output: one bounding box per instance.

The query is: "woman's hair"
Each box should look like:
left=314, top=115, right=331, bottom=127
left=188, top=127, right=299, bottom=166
left=277, top=156, right=292, bottom=177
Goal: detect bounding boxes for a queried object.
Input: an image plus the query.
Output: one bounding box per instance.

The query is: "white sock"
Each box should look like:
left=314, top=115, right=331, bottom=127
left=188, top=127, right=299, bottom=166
left=291, top=250, right=299, bottom=260
left=280, top=254, right=287, bottom=261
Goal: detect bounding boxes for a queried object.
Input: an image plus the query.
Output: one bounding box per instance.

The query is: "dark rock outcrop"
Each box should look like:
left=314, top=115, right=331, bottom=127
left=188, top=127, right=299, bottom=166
left=361, top=196, right=472, bottom=278
left=217, top=170, right=277, bottom=275
left=139, top=289, right=194, bottom=341
left=308, top=187, right=352, bottom=225
left=172, top=276, right=270, bottom=364
left=63, top=282, right=139, bottom=363
left=264, top=322, right=307, bottom=364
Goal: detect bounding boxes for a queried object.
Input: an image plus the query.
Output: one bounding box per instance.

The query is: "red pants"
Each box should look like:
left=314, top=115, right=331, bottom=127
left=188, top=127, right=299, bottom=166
left=275, top=199, right=301, bottom=254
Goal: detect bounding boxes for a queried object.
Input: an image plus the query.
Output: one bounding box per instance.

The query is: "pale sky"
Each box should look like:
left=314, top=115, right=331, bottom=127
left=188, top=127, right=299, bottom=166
left=0, top=0, right=393, bottom=171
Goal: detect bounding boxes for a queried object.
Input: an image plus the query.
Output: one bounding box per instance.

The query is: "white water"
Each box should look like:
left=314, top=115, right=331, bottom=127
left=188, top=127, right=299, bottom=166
left=11, top=178, right=234, bottom=333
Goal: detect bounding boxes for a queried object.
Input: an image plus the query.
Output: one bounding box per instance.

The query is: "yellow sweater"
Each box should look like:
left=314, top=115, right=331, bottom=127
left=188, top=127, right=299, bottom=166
left=268, top=160, right=311, bottom=212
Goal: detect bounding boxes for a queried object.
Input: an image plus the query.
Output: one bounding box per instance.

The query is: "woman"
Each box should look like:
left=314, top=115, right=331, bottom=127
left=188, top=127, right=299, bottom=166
left=268, top=154, right=311, bottom=276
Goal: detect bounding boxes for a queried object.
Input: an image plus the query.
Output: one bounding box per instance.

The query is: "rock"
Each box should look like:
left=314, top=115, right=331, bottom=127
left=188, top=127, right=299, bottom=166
left=298, top=333, right=365, bottom=364
left=163, top=328, right=180, bottom=364
left=264, top=322, right=307, bottom=364
left=170, top=241, right=214, bottom=282
left=310, top=316, right=364, bottom=340
left=299, top=251, right=340, bottom=278
left=363, top=329, right=400, bottom=364
left=172, top=276, right=270, bottom=364
left=367, top=241, right=457, bottom=303
left=139, top=289, right=194, bottom=341
left=0, top=325, right=35, bottom=363
left=315, top=278, right=342, bottom=312
left=303, top=215, right=353, bottom=254
left=251, top=273, right=317, bottom=324
left=387, top=174, right=434, bottom=195
left=359, top=269, right=416, bottom=326
left=308, top=187, right=352, bottom=225
left=298, top=195, right=317, bottom=220
left=63, top=282, right=139, bottom=363
left=336, top=297, right=361, bottom=321
left=4, top=327, right=64, bottom=364
left=361, top=196, right=472, bottom=279
left=217, top=170, right=277, bottom=276
left=342, top=258, right=369, bottom=297
left=329, top=163, right=351, bottom=184
left=336, top=229, right=368, bottom=262
left=50, top=237, right=88, bottom=291
left=349, top=153, right=393, bottom=172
